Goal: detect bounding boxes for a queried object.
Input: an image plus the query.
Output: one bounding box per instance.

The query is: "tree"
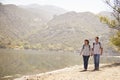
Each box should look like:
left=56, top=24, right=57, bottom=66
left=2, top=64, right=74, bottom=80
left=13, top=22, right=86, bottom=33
left=99, top=16, right=116, bottom=27
left=104, top=0, right=120, bottom=50
left=105, top=0, right=120, bottom=30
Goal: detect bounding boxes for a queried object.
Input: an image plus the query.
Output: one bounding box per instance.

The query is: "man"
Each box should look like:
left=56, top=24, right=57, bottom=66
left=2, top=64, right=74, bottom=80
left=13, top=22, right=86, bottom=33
left=92, top=37, right=103, bottom=71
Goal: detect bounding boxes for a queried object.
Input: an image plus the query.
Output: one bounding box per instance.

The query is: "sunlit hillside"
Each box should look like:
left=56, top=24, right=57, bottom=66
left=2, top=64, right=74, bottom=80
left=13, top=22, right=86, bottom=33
left=0, top=3, right=113, bottom=52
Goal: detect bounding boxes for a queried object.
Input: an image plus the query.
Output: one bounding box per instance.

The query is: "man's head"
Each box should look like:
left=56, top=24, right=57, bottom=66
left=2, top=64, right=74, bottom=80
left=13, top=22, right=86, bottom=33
left=95, top=37, right=99, bottom=42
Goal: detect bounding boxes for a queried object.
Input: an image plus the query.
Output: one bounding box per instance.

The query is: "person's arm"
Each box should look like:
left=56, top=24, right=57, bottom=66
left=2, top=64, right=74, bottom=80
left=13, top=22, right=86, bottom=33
left=80, top=49, right=83, bottom=55
left=91, top=43, right=94, bottom=56
left=80, top=46, right=83, bottom=56
left=100, top=43, right=103, bottom=55
left=100, top=48, right=103, bottom=55
left=90, top=48, right=93, bottom=56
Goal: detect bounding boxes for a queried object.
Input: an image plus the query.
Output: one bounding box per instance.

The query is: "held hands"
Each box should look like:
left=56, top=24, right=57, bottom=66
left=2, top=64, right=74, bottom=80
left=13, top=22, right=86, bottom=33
left=100, top=52, right=103, bottom=55
left=90, top=53, right=93, bottom=56
left=79, top=53, right=82, bottom=56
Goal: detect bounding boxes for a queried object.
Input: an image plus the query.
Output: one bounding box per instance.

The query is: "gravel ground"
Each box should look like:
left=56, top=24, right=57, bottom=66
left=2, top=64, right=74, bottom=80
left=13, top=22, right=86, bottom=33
left=15, top=63, right=120, bottom=80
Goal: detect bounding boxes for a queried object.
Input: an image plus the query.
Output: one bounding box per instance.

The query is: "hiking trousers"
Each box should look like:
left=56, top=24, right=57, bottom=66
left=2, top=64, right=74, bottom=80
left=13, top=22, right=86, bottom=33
left=94, top=54, right=100, bottom=70
left=83, top=55, right=90, bottom=70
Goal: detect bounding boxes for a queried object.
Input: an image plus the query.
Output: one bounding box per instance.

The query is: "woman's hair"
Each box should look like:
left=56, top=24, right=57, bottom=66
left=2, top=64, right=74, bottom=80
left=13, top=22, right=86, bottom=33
left=84, top=39, right=89, bottom=44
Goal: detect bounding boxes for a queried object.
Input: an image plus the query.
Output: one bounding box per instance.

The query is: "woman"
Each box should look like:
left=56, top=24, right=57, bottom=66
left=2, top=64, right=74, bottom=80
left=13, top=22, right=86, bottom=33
left=80, top=39, right=91, bottom=71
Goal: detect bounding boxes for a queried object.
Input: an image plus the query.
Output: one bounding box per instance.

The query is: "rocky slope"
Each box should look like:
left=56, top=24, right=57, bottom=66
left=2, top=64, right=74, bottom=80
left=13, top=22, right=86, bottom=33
left=0, top=3, right=113, bottom=51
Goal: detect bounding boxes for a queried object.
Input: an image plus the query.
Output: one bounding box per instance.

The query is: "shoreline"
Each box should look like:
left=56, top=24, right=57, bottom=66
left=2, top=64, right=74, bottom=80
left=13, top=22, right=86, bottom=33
left=14, top=63, right=120, bottom=80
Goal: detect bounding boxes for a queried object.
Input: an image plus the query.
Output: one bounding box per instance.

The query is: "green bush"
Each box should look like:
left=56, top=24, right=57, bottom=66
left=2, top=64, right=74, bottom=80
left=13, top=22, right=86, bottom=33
left=111, top=31, right=120, bottom=48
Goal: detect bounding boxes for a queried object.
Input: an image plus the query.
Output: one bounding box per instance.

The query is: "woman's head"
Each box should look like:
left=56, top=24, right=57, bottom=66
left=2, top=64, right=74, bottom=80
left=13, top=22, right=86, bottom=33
left=84, top=39, right=89, bottom=45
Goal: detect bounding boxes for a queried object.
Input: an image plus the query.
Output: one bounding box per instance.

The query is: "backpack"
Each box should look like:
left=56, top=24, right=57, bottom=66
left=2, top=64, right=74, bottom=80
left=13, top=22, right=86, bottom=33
left=82, top=45, right=91, bottom=50
left=93, top=42, right=102, bottom=49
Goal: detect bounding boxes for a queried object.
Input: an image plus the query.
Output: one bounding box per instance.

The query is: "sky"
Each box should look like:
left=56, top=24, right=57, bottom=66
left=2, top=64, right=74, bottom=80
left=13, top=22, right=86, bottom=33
left=0, top=0, right=111, bottom=13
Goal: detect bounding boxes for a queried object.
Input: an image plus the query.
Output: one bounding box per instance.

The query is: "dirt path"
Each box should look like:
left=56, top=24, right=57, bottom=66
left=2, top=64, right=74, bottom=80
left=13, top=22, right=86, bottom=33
left=15, top=63, right=120, bottom=80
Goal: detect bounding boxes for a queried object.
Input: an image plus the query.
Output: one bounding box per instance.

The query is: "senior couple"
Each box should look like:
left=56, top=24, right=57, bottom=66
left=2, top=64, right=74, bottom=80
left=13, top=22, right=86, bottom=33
left=80, top=37, right=103, bottom=71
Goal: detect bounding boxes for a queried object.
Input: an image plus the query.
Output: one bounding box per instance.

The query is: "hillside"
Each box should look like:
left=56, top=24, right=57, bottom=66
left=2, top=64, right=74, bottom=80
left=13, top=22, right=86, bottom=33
left=0, top=3, right=47, bottom=48
left=26, top=11, right=112, bottom=52
left=0, top=3, right=114, bottom=52
left=0, top=3, right=66, bottom=49
left=98, top=11, right=114, bottom=19
left=22, top=4, right=67, bottom=21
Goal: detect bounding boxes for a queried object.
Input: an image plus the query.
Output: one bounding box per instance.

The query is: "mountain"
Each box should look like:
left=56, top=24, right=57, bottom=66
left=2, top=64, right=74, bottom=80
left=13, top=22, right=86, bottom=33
left=0, top=3, right=112, bottom=51
left=27, top=11, right=110, bottom=41
left=0, top=3, right=66, bottom=49
left=21, top=4, right=67, bottom=21
left=26, top=11, right=111, bottom=51
left=0, top=3, right=47, bottom=48
left=98, top=11, right=115, bottom=19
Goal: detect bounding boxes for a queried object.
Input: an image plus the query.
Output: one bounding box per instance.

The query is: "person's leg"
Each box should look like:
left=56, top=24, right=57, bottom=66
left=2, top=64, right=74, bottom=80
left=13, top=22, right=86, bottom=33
left=86, top=56, right=90, bottom=70
left=94, top=54, right=97, bottom=70
left=83, top=56, right=87, bottom=70
left=94, top=54, right=100, bottom=70
left=96, top=54, right=100, bottom=70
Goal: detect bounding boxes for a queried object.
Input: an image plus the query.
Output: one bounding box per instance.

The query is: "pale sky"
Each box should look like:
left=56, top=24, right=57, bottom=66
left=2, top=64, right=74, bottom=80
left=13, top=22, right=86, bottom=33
left=0, top=0, right=110, bottom=13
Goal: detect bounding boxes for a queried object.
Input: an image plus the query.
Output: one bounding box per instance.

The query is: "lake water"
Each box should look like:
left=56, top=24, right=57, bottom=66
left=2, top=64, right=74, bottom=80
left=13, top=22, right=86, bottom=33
left=0, top=49, right=120, bottom=80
